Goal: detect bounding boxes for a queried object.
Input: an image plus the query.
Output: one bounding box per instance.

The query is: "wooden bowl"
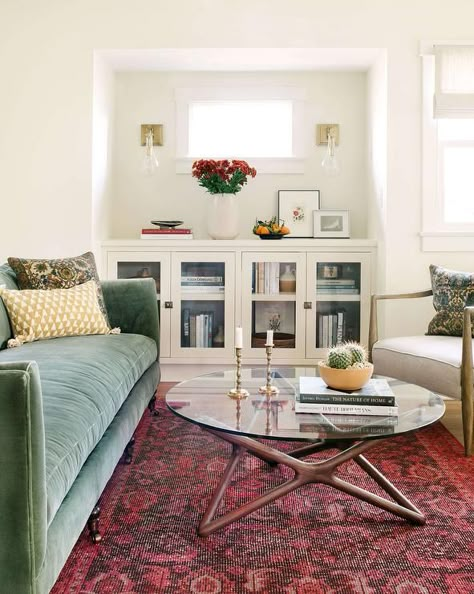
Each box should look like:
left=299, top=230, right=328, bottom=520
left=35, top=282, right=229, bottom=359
left=318, top=362, right=374, bottom=391
left=252, top=332, right=295, bottom=348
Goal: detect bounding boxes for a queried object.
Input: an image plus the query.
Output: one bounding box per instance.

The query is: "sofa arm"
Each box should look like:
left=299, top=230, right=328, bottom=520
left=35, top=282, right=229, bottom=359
left=0, top=361, right=47, bottom=593
left=368, top=289, right=433, bottom=360
left=101, top=278, right=160, bottom=358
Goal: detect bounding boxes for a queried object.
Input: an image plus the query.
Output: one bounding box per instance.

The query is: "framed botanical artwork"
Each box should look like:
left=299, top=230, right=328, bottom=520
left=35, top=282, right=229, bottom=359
left=278, top=190, right=321, bottom=238
left=313, top=210, right=350, bottom=238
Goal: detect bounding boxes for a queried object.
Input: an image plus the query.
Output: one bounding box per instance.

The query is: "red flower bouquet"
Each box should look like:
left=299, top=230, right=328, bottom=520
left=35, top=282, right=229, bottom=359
left=192, top=159, right=257, bottom=195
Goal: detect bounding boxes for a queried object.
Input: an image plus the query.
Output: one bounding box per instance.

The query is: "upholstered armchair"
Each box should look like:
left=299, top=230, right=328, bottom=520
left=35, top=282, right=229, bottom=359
left=368, top=289, right=474, bottom=456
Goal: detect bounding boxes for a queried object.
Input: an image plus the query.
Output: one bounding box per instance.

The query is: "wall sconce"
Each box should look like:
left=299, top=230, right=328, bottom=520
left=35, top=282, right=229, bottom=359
left=141, top=124, right=163, bottom=175
left=317, top=124, right=340, bottom=176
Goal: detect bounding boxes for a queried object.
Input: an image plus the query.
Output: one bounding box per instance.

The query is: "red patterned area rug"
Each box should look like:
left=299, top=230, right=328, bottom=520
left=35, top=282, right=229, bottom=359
left=52, top=402, right=474, bottom=594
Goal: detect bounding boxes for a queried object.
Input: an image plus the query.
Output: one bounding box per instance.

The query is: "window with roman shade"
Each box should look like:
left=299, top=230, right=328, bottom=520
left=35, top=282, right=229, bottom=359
left=434, top=45, right=474, bottom=118
left=421, top=44, right=474, bottom=249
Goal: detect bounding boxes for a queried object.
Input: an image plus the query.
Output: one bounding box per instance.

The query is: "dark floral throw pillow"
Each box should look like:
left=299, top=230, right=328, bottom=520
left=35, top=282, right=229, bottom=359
left=427, top=264, right=474, bottom=336
left=7, top=252, right=110, bottom=326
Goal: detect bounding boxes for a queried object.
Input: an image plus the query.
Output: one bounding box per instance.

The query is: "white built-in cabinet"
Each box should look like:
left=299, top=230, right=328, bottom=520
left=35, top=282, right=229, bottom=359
left=102, top=240, right=375, bottom=366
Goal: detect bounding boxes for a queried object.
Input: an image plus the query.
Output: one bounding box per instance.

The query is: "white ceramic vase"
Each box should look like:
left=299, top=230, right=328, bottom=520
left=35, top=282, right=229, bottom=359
left=207, top=194, right=239, bottom=240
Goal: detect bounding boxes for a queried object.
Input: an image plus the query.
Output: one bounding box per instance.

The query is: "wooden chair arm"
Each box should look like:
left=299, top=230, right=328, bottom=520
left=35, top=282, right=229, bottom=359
left=462, top=306, right=474, bottom=455
left=461, top=306, right=474, bottom=375
left=368, top=289, right=433, bottom=361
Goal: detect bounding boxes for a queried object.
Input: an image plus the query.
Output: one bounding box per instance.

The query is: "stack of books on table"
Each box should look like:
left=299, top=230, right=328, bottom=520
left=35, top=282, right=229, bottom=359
left=295, top=377, right=398, bottom=416
left=181, top=275, right=224, bottom=293
left=317, top=278, right=358, bottom=294
left=140, top=228, right=193, bottom=239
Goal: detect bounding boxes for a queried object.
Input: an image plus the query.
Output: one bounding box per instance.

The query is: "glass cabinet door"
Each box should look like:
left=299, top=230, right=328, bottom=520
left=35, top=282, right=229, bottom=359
left=306, top=254, right=371, bottom=359
left=170, top=253, right=235, bottom=358
left=242, top=252, right=306, bottom=358
left=107, top=251, right=171, bottom=357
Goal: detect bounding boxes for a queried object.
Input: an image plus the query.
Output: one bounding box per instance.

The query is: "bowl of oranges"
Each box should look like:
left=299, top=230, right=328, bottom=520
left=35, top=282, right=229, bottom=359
left=253, top=217, right=290, bottom=239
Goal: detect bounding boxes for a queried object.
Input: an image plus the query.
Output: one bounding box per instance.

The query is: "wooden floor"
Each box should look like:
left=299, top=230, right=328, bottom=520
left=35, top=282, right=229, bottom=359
left=157, top=383, right=464, bottom=447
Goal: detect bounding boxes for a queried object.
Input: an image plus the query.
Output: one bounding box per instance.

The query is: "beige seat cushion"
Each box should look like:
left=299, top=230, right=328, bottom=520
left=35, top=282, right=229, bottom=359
left=372, top=335, right=466, bottom=400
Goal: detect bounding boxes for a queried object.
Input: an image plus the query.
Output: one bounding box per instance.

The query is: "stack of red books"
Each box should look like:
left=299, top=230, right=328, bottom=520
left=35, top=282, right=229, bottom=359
left=140, top=228, right=193, bottom=240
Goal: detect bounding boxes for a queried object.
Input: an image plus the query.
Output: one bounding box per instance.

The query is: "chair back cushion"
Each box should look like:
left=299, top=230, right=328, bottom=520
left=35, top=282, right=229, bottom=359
left=427, top=264, right=474, bottom=336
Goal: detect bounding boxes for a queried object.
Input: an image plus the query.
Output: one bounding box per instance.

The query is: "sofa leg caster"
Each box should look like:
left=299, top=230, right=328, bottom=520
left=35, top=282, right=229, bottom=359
left=88, top=505, right=102, bottom=544
left=148, top=393, right=159, bottom=417
left=124, top=436, right=135, bottom=464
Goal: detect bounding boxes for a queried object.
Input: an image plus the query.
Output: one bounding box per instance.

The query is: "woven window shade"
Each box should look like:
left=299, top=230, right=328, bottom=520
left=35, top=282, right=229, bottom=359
left=434, top=45, right=474, bottom=118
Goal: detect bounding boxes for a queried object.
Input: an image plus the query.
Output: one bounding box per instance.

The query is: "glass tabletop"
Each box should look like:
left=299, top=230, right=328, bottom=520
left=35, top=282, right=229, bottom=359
left=166, top=367, right=446, bottom=442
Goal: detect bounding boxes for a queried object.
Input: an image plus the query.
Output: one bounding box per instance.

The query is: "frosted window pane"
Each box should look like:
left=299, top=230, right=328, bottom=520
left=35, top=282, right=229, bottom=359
left=188, top=100, right=293, bottom=157
left=443, top=146, right=474, bottom=222
left=438, top=119, right=474, bottom=141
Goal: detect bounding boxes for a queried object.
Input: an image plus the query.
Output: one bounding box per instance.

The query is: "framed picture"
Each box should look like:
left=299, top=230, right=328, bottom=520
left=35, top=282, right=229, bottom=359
left=278, top=190, right=320, bottom=238
left=313, top=210, right=350, bottom=238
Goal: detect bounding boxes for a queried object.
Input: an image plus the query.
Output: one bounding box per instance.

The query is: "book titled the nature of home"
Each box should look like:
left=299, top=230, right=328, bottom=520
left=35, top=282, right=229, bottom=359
left=296, top=377, right=399, bottom=416
left=299, top=377, right=396, bottom=406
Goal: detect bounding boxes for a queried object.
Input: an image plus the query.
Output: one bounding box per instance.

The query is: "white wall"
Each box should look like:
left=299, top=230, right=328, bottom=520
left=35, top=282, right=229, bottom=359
left=91, top=55, right=115, bottom=255
left=2, top=0, right=474, bottom=338
left=367, top=53, right=388, bottom=294
left=111, top=70, right=367, bottom=240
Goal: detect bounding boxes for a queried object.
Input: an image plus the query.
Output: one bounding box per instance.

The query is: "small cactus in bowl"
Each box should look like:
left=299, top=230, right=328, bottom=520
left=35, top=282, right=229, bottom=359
left=327, top=346, right=353, bottom=369
left=319, top=341, right=373, bottom=390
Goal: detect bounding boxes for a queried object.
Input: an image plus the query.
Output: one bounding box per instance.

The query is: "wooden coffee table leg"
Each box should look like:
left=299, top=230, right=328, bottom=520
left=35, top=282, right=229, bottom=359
left=198, top=429, right=426, bottom=536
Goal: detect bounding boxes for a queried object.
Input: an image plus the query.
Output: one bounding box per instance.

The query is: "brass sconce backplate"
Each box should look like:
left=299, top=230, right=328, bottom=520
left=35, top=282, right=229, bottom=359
left=141, top=124, right=163, bottom=146
left=316, top=124, right=339, bottom=145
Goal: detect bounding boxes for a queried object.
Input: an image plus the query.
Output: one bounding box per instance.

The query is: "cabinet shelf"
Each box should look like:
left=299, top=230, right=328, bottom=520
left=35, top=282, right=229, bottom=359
left=181, top=293, right=225, bottom=301
left=251, top=293, right=297, bottom=301
left=316, top=294, right=361, bottom=302
left=106, top=242, right=373, bottom=365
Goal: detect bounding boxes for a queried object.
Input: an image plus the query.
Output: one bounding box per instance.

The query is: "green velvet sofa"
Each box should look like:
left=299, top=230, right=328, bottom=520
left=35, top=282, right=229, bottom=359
left=0, top=264, right=160, bottom=594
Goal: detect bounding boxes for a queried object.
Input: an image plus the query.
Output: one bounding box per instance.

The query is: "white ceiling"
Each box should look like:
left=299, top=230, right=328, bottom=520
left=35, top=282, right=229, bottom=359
left=97, top=48, right=382, bottom=72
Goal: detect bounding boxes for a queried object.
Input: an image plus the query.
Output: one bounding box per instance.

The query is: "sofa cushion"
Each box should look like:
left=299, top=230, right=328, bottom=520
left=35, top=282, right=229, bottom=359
left=0, top=333, right=158, bottom=525
left=427, top=264, right=474, bottom=336
left=0, top=264, right=18, bottom=350
left=0, top=280, right=111, bottom=346
left=372, top=335, right=463, bottom=400
left=8, top=251, right=110, bottom=325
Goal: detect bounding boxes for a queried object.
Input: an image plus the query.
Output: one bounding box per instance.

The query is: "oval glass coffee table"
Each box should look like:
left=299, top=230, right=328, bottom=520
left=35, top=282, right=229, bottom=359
left=166, top=368, right=445, bottom=536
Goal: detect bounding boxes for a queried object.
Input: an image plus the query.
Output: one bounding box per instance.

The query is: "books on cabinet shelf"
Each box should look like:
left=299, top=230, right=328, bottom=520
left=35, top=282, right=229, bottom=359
left=252, top=262, right=284, bottom=295
left=318, top=311, right=345, bottom=348
left=182, top=309, right=217, bottom=347
left=181, top=275, right=224, bottom=293
left=317, top=278, right=358, bottom=294
left=295, top=377, right=399, bottom=416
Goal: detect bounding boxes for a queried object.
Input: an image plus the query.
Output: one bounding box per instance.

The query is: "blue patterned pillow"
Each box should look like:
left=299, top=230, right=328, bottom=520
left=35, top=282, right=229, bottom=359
left=427, top=264, right=474, bottom=336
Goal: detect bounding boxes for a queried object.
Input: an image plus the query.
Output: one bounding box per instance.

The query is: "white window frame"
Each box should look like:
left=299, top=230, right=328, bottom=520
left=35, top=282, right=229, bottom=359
left=175, top=87, right=306, bottom=174
left=421, top=43, right=474, bottom=251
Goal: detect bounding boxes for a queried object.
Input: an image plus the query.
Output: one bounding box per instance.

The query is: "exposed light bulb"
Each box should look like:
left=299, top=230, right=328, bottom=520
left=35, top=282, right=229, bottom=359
left=321, top=129, right=340, bottom=176
left=142, top=129, right=159, bottom=175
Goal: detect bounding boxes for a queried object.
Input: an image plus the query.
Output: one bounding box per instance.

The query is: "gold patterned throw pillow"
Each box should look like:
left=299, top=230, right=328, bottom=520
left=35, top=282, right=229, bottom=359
left=7, top=251, right=109, bottom=324
left=0, top=280, right=118, bottom=347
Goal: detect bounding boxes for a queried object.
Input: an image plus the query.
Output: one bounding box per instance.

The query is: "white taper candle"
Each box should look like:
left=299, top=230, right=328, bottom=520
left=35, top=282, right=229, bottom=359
left=266, top=330, right=274, bottom=346
left=235, top=327, right=243, bottom=348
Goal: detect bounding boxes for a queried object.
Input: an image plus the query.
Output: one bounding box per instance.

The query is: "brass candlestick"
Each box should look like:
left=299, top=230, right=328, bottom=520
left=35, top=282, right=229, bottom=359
left=259, top=345, right=279, bottom=395
left=235, top=399, right=242, bottom=431
left=227, top=347, right=249, bottom=399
